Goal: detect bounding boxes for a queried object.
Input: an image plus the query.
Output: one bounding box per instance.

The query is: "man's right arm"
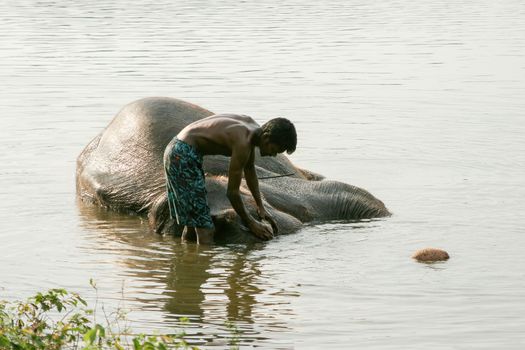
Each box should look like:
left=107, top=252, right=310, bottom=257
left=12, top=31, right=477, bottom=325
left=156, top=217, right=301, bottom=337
left=227, top=146, right=273, bottom=240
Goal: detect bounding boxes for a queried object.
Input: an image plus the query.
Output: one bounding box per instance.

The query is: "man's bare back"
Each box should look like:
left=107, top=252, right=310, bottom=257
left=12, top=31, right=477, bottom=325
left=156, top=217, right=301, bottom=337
left=177, top=114, right=260, bottom=157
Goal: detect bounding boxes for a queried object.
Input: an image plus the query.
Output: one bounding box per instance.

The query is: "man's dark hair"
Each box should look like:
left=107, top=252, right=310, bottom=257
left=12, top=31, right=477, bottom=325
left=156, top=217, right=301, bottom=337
left=261, top=117, right=297, bottom=154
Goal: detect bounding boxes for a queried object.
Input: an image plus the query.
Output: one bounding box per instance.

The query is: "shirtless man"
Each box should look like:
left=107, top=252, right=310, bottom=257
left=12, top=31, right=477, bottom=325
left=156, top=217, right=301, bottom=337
left=163, top=114, right=297, bottom=244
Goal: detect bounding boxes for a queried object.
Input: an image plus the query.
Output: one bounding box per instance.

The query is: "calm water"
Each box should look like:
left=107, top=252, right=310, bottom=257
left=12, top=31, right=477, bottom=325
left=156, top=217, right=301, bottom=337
left=1, top=1, right=525, bottom=348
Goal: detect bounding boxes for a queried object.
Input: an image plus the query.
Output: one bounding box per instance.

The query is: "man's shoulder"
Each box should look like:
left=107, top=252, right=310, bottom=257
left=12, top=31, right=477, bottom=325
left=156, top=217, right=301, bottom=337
left=213, top=113, right=257, bottom=124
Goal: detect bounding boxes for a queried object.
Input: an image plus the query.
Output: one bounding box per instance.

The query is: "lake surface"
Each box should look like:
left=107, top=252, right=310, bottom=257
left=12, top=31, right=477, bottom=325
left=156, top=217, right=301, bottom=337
left=1, top=1, right=525, bottom=348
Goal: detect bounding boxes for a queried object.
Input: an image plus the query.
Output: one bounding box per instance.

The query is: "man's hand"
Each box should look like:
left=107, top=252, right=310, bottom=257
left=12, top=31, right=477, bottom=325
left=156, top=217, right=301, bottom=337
left=249, top=219, right=274, bottom=240
left=257, top=208, right=279, bottom=235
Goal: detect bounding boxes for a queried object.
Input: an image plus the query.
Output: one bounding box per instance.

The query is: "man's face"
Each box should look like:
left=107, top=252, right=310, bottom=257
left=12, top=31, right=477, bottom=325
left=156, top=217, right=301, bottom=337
left=260, top=141, right=282, bottom=157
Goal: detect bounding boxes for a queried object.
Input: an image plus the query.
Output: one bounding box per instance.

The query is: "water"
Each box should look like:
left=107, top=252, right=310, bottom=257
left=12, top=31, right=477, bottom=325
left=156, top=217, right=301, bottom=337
left=1, top=0, right=525, bottom=348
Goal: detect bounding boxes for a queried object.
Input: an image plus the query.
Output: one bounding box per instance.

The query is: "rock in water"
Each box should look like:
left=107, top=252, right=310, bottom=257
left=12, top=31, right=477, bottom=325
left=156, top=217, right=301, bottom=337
left=412, top=248, right=450, bottom=262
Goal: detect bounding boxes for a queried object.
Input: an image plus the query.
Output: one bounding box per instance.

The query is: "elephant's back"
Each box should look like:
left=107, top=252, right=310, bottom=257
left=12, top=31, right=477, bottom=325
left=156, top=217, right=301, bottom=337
left=101, top=97, right=214, bottom=154
left=76, top=97, right=214, bottom=211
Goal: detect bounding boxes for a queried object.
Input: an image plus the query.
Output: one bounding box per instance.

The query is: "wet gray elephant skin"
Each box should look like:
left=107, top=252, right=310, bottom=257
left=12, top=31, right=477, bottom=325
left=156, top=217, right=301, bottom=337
left=76, top=97, right=390, bottom=243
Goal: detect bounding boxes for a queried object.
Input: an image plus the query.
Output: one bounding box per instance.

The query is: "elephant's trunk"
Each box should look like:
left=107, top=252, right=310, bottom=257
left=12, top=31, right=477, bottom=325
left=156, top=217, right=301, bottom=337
left=314, top=181, right=390, bottom=220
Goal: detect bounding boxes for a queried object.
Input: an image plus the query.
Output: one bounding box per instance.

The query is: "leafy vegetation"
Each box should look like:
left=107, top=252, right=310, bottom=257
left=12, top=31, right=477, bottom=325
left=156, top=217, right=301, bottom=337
left=0, top=282, right=206, bottom=350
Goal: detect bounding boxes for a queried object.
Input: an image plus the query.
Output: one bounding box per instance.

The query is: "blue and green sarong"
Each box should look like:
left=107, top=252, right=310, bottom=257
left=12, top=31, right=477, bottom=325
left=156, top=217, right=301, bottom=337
left=163, top=138, right=214, bottom=229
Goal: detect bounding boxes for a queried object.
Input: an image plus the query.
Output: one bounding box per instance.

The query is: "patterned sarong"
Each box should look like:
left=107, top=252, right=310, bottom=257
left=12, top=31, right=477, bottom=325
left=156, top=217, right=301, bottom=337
left=163, top=138, right=214, bottom=228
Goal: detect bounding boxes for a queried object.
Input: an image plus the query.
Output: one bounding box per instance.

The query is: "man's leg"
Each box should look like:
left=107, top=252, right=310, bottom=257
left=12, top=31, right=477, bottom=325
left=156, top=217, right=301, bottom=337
left=195, top=227, right=214, bottom=245
left=181, top=226, right=196, bottom=242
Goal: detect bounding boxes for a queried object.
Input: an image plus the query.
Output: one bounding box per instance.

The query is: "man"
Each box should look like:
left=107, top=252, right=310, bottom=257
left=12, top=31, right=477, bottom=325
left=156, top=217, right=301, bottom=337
left=163, top=114, right=297, bottom=244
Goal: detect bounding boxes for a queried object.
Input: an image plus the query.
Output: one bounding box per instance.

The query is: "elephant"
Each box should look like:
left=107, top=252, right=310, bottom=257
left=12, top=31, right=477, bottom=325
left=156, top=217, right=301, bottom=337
left=76, top=97, right=390, bottom=243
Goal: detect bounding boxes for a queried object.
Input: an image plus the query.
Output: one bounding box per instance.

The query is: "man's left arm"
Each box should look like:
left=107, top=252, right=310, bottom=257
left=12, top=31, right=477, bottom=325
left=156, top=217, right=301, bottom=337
left=244, top=150, right=279, bottom=233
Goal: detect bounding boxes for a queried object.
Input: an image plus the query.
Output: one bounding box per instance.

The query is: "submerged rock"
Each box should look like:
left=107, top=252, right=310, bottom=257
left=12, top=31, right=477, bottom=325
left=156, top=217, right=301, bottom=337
left=412, top=248, right=450, bottom=262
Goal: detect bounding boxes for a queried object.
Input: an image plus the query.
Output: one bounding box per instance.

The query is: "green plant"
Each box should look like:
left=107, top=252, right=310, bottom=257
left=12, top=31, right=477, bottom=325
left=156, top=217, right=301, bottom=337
left=0, top=285, right=197, bottom=350
left=0, top=288, right=90, bottom=349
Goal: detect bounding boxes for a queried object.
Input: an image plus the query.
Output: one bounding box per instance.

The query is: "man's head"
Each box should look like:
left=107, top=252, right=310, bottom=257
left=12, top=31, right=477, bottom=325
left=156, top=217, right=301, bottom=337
left=259, top=118, right=297, bottom=157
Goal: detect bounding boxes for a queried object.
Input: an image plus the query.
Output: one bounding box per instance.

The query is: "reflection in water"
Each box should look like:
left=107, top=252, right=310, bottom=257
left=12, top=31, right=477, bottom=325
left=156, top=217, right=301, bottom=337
left=76, top=201, right=294, bottom=346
